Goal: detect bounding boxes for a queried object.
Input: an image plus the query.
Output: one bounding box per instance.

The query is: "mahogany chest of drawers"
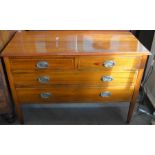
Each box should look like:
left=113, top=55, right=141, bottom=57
left=1, top=30, right=150, bottom=124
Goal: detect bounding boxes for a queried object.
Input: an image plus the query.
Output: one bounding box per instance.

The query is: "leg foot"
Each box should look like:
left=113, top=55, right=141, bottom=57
left=127, top=101, right=136, bottom=124
left=16, top=105, right=24, bottom=124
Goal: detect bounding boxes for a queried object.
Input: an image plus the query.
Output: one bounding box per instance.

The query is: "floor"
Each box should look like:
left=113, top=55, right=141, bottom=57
left=0, top=102, right=151, bottom=125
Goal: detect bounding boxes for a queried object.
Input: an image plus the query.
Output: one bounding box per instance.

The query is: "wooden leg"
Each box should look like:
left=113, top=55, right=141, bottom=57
left=3, top=58, right=24, bottom=124
left=16, top=105, right=24, bottom=124
left=126, top=56, right=148, bottom=124
left=127, top=100, right=136, bottom=123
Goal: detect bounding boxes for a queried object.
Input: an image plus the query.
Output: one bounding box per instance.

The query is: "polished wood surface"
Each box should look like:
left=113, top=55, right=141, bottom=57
left=9, top=56, right=140, bottom=72
left=1, top=31, right=150, bottom=57
left=13, top=71, right=137, bottom=87
left=10, top=57, right=75, bottom=71
left=1, top=30, right=151, bottom=124
left=127, top=55, right=148, bottom=123
left=78, top=56, right=141, bottom=71
left=16, top=86, right=134, bottom=103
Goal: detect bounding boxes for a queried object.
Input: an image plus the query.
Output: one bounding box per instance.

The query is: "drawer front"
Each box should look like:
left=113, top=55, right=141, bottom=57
left=79, top=56, right=141, bottom=71
left=13, top=71, right=137, bottom=87
left=10, top=58, right=75, bottom=71
left=16, top=86, right=134, bottom=103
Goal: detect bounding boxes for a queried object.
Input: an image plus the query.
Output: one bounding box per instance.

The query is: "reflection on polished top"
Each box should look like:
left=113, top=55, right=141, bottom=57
left=1, top=30, right=150, bottom=56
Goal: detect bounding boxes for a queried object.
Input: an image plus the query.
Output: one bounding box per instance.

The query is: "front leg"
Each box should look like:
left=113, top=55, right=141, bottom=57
left=127, top=56, right=147, bottom=123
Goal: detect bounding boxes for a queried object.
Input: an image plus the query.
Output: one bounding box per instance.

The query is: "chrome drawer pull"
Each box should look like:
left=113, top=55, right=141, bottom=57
left=103, top=60, right=116, bottom=68
left=36, top=61, right=48, bottom=69
left=38, top=76, right=50, bottom=83
left=100, top=91, right=111, bottom=97
left=101, top=76, right=114, bottom=82
left=40, top=92, right=52, bottom=99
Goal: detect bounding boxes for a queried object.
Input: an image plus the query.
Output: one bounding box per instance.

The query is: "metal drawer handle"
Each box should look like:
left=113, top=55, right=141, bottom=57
left=38, top=76, right=50, bottom=83
left=103, top=60, right=116, bottom=68
left=100, top=91, right=111, bottom=97
left=40, top=92, right=52, bottom=99
left=36, top=61, right=48, bottom=69
left=101, top=76, right=114, bottom=82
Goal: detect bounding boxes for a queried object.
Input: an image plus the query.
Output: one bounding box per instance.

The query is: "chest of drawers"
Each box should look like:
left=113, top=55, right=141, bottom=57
left=1, top=30, right=150, bottom=124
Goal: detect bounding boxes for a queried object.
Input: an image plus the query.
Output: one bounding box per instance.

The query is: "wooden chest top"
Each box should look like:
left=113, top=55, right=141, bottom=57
left=1, top=30, right=150, bottom=57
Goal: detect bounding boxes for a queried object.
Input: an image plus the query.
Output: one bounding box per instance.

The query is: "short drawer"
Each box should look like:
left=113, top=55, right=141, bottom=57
left=16, top=86, right=134, bottom=103
left=13, top=71, right=137, bottom=87
left=10, top=57, right=75, bottom=71
left=78, top=56, right=141, bottom=71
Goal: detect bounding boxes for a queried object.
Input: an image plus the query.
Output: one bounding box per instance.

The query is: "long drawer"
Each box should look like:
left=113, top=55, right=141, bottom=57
left=10, top=57, right=75, bottom=71
left=16, top=86, right=134, bottom=103
left=79, top=56, right=141, bottom=71
left=13, top=71, right=137, bottom=87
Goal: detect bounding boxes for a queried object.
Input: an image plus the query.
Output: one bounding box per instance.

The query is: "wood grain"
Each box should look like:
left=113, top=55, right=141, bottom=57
left=16, top=86, right=134, bottom=103
left=10, top=57, right=75, bottom=71
left=78, top=56, right=141, bottom=71
left=1, top=31, right=151, bottom=124
left=1, top=31, right=150, bottom=57
left=13, top=70, right=137, bottom=87
left=127, top=55, right=148, bottom=123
